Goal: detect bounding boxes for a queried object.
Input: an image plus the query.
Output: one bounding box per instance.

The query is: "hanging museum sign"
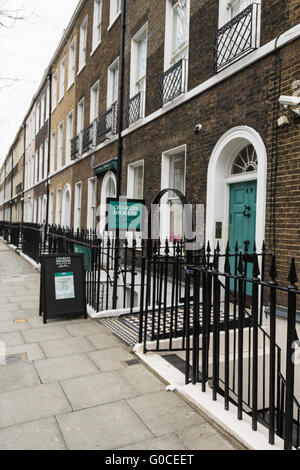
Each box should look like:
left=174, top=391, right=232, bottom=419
left=107, top=198, right=145, bottom=232
left=39, top=254, right=87, bottom=324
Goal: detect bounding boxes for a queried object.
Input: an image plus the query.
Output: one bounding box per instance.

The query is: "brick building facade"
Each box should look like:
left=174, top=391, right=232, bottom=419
left=1, top=0, right=300, bottom=285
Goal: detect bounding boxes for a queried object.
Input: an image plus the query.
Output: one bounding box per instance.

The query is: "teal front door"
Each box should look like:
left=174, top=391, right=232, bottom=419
left=229, top=181, right=257, bottom=293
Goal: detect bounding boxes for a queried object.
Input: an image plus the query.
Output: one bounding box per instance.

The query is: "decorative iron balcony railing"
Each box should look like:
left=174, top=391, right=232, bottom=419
left=213, top=3, right=260, bottom=73
left=159, top=59, right=187, bottom=106
left=71, top=135, right=81, bottom=160
left=126, top=92, right=144, bottom=126
left=96, top=104, right=118, bottom=143
left=15, top=183, right=22, bottom=194
left=82, top=122, right=96, bottom=154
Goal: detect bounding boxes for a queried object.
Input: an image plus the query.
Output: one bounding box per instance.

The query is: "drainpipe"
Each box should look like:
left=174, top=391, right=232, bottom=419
left=113, top=0, right=127, bottom=309
left=44, top=71, right=52, bottom=249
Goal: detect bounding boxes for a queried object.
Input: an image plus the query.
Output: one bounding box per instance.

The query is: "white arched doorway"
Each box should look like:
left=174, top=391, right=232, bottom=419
left=206, top=126, right=267, bottom=254
left=62, top=184, right=72, bottom=229
left=99, top=171, right=117, bottom=235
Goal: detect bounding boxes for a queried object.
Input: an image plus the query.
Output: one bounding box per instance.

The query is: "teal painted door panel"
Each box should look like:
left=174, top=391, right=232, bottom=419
left=229, top=180, right=257, bottom=294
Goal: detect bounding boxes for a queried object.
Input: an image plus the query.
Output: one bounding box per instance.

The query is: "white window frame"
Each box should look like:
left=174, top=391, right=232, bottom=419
left=92, top=0, right=103, bottom=52
left=34, top=151, right=39, bottom=184
left=68, top=37, right=76, bottom=89
left=74, top=181, right=82, bottom=231
left=87, top=177, right=97, bottom=230
left=57, top=121, right=64, bottom=170
left=78, top=16, right=88, bottom=73
left=107, top=58, right=119, bottom=107
left=160, top=145, right=187, bottom=241
left=50, top=131, right=56, bottom=174
left=49, top=192, right=54, bottom=225
left=90, top=80, right=99, bottom=123
left=56, top=189, right=62, bottom=226
left=41, top=94, right=45, bottom=126
left=109, top=0, right=121, bottom=29
left=52, top=71, right=58, bottom=111
left=44, top=138, right=48, bottom=180
left=130, top=23, right=148, bottom=121
left=164, top=0, right=190, bottom=70
left=65, top=110, right=74, bottom=165
left=59, top=56, right=66, bottom=101
left=77, top=97, right=85, bottom=134
left=127, top=160, right=144, bottom=200
left=39, top=144, right=44, bottom=182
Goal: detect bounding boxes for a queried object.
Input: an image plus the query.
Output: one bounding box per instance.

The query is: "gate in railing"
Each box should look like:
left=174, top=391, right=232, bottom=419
left=139, top=241, right=300, bottom=450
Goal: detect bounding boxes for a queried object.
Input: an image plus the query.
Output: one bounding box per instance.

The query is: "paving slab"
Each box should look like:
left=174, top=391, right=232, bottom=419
left=5, top=343, right=45, bottom=362
left=22, top=325, right=71, bottom=344
left=118, top=433, right=187, bottom=451
left=176, top=423, right=238, bottom=450
left=35, top=353, right=99, bottom=383
left=57, top=400, right=153, bottom=450
left=88, top=347, right=134, bottom=371
left=60, top=371, right=138, bottom=410
left=40, top=336, right=95, bottom=358
left=0, top=331, right=24, bottom=347
left=0, top=417, right=67, bottom=450
left=0, top=319, right=30, bottom=334
left=119, top=364, right=164, bottom=395
left=65, top=321, right=107, bottom=337
left=0, top=311, right=14, bottom=321
left=0, top=383, right=71, bottom=428
left=87, top=333, right=120, bottom=350
left=0, top=362, right=40, bottom=393
left=127, top=391, right=204, bottom=436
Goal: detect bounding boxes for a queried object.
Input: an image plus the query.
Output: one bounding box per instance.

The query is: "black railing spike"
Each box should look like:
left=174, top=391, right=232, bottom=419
left=288, top=258, right=298, bottom=288
left=124, top=237, right=128, bottom=247
left=253, top=241, right=257, bottom=253
left=235, top=241, right=239, bottom=253
left=262, top=240, right=266, bottom=253
left=213, top=250, right=218, bottom=270
left=207, top=241, right=211, bottom=254
left=153, top=240, right=158, bottom=255
left=225, top=241, right=230, bottom=254
left=165, top=239, right=169, bottom=255
left=252, top=253, right=260, bottom=279
left=244, top=240, right=249, bottom=253
left=224, top=249, right=231, bottom=274
left=238, top=252, right=244, bottom=276
left=216, top=241, right=220, bottom=254
left=269, top=255, right=277, bottom=283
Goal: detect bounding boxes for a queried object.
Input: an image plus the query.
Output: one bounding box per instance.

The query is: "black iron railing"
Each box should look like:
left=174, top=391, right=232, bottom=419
left=82, top=123, right=95, bottom=154
left=183, top=246, right=300, bottom=450
left=71, top=135, right=81, bottom=160
left=159, top=59, right=187, bottom=106
left=96, top=104, right=118, bottom=143
left=213, top=3, right=260, bottom=73
left=126, top=92, right=143, bottom=126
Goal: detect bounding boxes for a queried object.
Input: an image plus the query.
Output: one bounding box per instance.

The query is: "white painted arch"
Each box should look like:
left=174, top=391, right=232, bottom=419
left=206, top=126, right=267, bottom=253
left=99, top=171, right=117, bottom=234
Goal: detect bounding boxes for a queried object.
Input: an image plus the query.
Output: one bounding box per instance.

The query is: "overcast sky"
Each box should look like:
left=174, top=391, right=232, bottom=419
left=0, top=0, right=80, bottom=165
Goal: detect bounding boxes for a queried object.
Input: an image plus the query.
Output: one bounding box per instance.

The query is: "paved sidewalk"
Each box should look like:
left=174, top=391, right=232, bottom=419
left=0, top=241, right=241, bottom=450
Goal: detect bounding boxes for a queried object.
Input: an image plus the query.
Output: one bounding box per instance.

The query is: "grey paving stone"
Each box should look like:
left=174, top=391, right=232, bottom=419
left=119, top=365, right=164, bottom=395
left=88, top=347, right=134, bottom=371
left=0, top=331, right=24, bottom=347
left=0, top=383, right=71, bottom=428
left=6, top=343, right=45, bottom=361
left=60, top=371, right=138, bottom=410
left=0, top=362, right=40, bottom=393
left=40, top=336, right=95, bottom=358
left=127, top=391, right=204, bottom=436
left=65, top=321, right=106, bottom=337
left=0, top=304, right=20, bottom=313
left=0, top=320, right=30, bottom=334
left=0, top=311, right=14, bottom=321
left=87, top=333, right=119, bottom=350
left=57, top=400, right=153, bottom=450
left=118, top=433, right=187, bottom=450
left=22, top=325, right=70, bottom=344
left=0, top=417, right=67, bottom=450
left=35, top=353, right=99, bottom=383
left=176, top=423, right=238, bottom=450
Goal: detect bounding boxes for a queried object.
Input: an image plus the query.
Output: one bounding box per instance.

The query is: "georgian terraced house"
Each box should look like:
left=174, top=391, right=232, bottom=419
left=1, top=0, right=300, bottom=279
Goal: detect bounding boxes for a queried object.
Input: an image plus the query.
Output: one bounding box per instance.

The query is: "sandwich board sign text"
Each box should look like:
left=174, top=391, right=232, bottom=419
left=39, top=254, right=87, bottom=324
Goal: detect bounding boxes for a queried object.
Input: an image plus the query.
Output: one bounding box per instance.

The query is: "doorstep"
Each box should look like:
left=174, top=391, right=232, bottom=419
left=133, top=343, right=287, bottom=451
